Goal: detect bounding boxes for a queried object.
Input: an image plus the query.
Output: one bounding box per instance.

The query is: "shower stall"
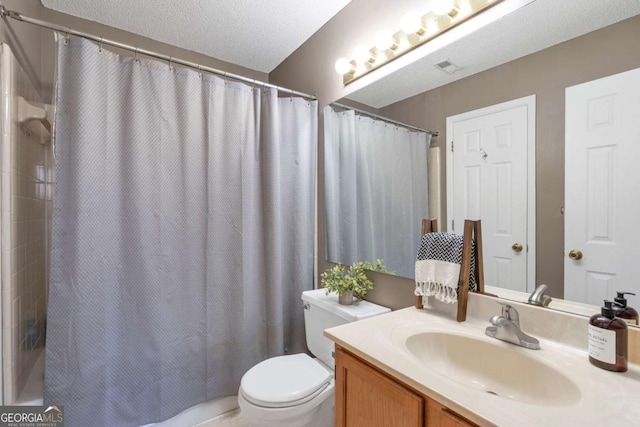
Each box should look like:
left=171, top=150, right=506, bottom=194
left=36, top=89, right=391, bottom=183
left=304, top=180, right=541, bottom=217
left=0, top=43, right=54, bottom=405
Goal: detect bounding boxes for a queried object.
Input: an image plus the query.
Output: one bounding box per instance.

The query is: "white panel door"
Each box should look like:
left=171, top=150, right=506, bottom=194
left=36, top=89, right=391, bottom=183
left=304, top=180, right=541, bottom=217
left=451, top=105, right=529, bottom=291
left=565, top=68, right=640, bottom=309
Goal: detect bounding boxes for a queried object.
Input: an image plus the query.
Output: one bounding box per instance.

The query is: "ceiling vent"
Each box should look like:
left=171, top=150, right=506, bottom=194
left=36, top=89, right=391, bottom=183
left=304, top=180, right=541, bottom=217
left=434, top=59, right=462, bottom=74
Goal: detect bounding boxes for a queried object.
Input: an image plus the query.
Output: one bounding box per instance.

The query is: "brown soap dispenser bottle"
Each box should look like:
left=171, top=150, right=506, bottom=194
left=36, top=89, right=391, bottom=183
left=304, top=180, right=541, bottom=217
left=613, top=292, right=639, bottom=326
left=588, top=300, right=627, bottom=372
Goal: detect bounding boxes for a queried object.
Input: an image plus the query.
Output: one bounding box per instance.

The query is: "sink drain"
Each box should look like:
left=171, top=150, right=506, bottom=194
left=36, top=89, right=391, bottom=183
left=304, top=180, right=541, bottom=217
left=486, top=391, right=498, bottom=396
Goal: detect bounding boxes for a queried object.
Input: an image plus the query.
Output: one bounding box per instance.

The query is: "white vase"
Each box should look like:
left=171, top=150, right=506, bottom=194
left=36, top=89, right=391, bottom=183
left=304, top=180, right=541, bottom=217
left=338, top=290, right=354, bottom=305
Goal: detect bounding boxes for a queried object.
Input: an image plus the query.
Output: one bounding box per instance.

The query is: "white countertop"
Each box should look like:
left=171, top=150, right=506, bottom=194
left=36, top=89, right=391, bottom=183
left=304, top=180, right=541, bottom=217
left=324, top=307, right=640, bottom=427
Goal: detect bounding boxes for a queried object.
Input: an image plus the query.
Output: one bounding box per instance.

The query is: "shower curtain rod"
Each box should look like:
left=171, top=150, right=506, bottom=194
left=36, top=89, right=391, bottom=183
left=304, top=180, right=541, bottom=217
left=330, top=102, right=439, bottom=137
left=0, top=4, right=317, bottom=101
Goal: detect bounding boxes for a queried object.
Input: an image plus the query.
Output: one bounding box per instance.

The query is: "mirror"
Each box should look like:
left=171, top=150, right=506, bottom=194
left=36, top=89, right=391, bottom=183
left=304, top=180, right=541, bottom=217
left=324, top=103, right=435, bottom=278
left=324, top=2, right=640, bottom=322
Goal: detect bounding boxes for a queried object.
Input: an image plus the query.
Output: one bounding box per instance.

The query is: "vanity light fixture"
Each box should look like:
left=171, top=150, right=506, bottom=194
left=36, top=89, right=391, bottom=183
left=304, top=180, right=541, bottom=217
left=353, top=44, right=376, bottom=64
left=458, top=1, right=474, bottom=17
left=432, top=0, right=456, bottom=16
left=334, top=57, right=354, bottom=75
left=375, top=30, right=398, bottom=52
left=401, top=11, right=425, bottom=36
left=335, top=0, right=505, bottom=85
left=424, top=20, right=439, bottom=37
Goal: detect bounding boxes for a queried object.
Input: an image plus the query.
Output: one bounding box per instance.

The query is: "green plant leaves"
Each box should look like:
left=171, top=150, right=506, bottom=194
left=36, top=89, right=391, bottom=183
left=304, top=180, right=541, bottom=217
left=320, top=259, right=392, bottom=299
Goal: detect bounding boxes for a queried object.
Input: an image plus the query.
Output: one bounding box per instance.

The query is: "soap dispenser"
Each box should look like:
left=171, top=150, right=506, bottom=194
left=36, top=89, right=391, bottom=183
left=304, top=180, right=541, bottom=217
left=613, top=292, right=639, bottom=326
left=588, top=300, right=627, bottom=372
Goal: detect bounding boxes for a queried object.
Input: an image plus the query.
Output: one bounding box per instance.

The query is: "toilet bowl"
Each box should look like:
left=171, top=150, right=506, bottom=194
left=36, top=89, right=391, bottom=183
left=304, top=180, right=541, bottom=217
left=237, top=289, right=390, bottom=427
left=238, top=354, right=334, bottom=427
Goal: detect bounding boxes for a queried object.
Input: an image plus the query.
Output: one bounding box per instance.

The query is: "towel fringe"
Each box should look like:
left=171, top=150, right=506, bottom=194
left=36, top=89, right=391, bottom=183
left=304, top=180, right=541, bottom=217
left=415, top=281, right=458, bottom=304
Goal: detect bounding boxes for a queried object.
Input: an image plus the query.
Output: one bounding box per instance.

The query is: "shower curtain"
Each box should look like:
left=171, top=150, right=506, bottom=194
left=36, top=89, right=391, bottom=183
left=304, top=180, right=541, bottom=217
left=45, top=37, right=317, bottom=427
left=324, top=106, right=429, bottom=278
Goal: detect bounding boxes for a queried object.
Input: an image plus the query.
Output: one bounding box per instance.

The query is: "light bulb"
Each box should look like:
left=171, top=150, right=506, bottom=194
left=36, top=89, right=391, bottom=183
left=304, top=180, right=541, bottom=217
left=425, top=20, right=439, bottom=36
left=353, top=45, right=374, bottom=64
left=375, top=30, right=396, bottom=52
left=458, top=1, right=472, bottom=17
left=401, top=11, right=424, bottom=34
left=432, top=0, right=455, bottom=15
left=334, top=57, right=352, bottom=75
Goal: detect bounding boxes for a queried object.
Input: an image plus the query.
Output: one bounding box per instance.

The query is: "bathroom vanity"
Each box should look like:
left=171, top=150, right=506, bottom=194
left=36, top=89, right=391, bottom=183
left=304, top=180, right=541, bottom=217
left=335, top=345, right=476, bottom=426
left=325, top=294, right=640, bottom=427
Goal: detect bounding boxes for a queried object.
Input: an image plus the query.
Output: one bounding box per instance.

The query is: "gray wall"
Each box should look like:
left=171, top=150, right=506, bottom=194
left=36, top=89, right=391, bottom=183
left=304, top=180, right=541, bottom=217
left=0, top=1, right=46, bottom=97
left=271, top=11, right=640, bottom=308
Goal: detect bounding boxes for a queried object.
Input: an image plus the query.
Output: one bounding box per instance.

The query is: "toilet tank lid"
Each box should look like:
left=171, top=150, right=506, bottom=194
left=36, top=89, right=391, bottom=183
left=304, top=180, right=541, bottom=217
left=301, top=289, right=391, bottom=322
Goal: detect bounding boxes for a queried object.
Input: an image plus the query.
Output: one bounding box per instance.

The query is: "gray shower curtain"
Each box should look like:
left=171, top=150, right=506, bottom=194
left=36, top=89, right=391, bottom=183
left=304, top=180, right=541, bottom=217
left=45, top=36, right=317, bottom=427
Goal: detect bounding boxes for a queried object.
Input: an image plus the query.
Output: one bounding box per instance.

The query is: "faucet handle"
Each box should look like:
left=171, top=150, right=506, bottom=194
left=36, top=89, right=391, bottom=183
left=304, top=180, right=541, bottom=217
left=496, top=302, right=520, bottom=322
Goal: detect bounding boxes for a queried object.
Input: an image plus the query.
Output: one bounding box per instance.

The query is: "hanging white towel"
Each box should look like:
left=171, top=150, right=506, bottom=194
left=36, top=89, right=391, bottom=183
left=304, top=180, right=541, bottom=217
left=415, top=232, right=476, bottom=304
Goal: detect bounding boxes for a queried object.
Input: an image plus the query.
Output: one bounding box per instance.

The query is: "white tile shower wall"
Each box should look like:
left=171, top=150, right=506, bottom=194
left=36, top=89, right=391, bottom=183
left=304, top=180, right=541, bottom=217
left=1, top=44, right=52, bottom=404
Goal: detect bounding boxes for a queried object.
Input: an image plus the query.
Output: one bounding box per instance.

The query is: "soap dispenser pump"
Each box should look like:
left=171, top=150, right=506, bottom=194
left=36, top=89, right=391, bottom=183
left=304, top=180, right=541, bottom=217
left=613, top=292, right=639, bottom=326
left=588, top=300, right=627, bottom=372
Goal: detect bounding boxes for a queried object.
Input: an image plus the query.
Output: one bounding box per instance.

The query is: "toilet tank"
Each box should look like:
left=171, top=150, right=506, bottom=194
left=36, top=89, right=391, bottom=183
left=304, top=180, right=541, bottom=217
left=301, top=289, right=390, bottom=369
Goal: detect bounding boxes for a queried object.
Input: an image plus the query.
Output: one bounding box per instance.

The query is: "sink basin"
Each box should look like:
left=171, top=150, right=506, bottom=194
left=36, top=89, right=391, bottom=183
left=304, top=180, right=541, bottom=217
left=405, top=332, right=581, bottom=406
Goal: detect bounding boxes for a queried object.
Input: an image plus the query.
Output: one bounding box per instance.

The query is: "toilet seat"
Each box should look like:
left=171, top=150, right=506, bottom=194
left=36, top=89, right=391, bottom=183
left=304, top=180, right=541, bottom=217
left=238, top=380, right=335, bottom=427
left=240, top=354, right=332, bottom=408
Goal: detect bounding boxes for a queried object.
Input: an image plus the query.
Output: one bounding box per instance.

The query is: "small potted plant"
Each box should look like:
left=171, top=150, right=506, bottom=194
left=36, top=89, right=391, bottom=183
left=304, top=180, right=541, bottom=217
left=321, top=259, right=393, bottom=305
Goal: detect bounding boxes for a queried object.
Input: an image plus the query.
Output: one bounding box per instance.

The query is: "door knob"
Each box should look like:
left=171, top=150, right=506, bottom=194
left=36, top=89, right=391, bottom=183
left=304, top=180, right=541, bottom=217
left=568, top=250, right=583, bottom=260
left=512, top=243, right=523, bottom=253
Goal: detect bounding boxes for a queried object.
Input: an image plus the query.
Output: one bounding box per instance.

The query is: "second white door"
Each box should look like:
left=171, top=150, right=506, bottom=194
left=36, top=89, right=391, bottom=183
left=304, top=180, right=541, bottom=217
left=447, top=97, right=535, bottom=292
left=565, top=68, right=640, bottom=309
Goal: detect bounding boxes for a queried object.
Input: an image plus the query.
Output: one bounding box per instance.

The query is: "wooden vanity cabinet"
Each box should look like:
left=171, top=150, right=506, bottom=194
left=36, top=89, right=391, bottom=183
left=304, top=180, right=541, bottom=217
left=335, top=346, right=478, bottom=427
left=427, top=399, right=477, bottom=427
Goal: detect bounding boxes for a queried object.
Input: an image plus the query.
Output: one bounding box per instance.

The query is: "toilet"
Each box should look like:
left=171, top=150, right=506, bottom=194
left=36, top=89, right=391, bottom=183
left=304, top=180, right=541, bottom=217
left=238, top=288, right=390, bottom=427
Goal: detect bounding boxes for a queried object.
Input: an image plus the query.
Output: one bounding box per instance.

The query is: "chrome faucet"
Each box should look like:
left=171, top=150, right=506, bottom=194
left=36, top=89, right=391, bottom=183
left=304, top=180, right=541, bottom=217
left=485, top=302, right=540, bottom=350
left=528, top=284, right=552, bottom=307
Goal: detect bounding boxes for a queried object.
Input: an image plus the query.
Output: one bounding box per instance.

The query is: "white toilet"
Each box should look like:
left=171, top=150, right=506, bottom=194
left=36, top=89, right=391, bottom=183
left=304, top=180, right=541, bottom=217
left=238, top=288, right=390, bottom=427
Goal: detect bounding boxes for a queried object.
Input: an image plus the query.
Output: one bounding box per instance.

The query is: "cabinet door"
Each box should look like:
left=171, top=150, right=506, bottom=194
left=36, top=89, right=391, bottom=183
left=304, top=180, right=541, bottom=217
left=427, top=398, right=477, bottom=427
left=335, top=346, right=424, bottom=427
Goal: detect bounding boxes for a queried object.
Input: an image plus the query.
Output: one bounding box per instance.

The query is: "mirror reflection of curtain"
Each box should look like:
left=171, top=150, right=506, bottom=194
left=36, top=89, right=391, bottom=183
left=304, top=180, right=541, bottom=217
left=324, top=106, right=430, bottom=278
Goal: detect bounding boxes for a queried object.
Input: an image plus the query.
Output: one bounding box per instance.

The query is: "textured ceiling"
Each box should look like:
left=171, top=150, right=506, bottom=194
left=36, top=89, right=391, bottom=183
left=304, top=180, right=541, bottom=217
left=40, top=0, right=351, bottom=73
left=345, top=0, right=640, bottom=108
